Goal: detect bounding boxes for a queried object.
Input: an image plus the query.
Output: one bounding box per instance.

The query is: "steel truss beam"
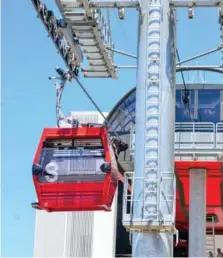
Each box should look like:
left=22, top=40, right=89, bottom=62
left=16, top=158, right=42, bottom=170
left=177, top=65, right=223, bottom=73
left=109, top=65, right=223, bottom=73
left=31, top=0, right=83, bottom=76
left=56, top=0, right=117, bottom=78
left=110, top=45, right=222, bottom=62
left=59, top=0, right=222, bottom=9
left=59, top=0, right=140, bottom=9
left=170, top=0, right=221, bottom=7
left=107, top=47, right=137, bottom=59
left=176, top=46, right=223, bottom=65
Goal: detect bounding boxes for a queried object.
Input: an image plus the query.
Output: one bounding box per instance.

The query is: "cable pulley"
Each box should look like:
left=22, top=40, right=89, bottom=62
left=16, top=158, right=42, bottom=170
left=49, top=67, right=128, bottom=156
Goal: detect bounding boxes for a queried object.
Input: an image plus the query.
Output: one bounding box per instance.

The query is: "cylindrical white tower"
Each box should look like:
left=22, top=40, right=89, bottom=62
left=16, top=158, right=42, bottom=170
left=133, top=0, right=176, bottom=256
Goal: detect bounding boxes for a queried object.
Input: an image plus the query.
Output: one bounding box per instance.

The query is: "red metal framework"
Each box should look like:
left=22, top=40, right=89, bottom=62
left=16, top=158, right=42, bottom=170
left=175, top=161, right=223, bottom=233
left=32, top=127, right=120, bottom=212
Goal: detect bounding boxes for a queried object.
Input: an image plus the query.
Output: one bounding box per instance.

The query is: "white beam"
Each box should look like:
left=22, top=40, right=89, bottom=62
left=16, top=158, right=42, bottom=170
left=176, top=46, right=222, bottom=65
left=170, top=0, right=221, bottom=7
left=60, top=0, right=140, bottom=9
left=59, top=0, right=222, bottom=9
left=176, top=65, right=223, bottom=73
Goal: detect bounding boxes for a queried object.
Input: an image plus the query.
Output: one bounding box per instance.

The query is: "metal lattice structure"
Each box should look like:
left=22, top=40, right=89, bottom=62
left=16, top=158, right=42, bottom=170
left=56, top=0, right=117, bottom=78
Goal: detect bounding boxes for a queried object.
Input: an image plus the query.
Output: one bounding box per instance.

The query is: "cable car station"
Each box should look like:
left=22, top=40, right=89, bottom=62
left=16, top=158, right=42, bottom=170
left=30, top=0, right=223, bottom=257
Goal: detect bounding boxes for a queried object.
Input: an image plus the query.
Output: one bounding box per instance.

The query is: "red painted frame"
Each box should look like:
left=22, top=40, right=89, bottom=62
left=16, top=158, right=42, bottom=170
left=175, top=161, right=223, bottom=233
left=33, top=127, right=119, bottom=212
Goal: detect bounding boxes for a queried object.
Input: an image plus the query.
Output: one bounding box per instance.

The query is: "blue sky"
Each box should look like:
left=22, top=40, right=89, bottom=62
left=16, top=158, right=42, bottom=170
left=2, top=0, right=222, bottom=257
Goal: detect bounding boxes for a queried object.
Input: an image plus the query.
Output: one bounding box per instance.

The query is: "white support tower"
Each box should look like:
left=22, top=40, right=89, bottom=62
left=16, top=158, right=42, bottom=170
left=127, top=0, right=176, bottom=256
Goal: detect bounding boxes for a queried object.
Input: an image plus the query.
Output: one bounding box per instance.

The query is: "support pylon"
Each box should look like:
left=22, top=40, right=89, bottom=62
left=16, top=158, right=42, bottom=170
left=132, top=0, right=177, bottom=256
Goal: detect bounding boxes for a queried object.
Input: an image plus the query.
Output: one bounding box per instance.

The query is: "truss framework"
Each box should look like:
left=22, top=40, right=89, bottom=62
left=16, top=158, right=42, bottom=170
left=170, top=0, right=221, bottom=7
left=31, top=0, right=83, bottom=76
left=31, top=0, right=222, bottom=79
left=58, top=0, right=222, bottom=8
left=56, top=0, right=117, bottom=78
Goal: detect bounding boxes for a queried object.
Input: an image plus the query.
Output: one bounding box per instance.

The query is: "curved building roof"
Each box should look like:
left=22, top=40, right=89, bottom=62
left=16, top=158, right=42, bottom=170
left=107, top=84, right=223, bottom=132
left=107, top=88, right=136, bottom=133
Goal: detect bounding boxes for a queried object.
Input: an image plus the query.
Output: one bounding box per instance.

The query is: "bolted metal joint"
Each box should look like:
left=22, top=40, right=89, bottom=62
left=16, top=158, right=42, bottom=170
left=188, top=1, right=195, bottom=19
left=118, top=8, right=125, bottom=19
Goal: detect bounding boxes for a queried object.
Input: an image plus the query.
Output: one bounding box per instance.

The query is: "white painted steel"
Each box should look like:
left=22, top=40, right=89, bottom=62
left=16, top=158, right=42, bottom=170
left=132, top=0, right=176, bottom=256
left=122, top=172, right=176, bottom=230
left=56, top=0, right=221, bottom=9
left=56, top=0, right=117, bottom=78
left=175, top=122, right=215, bottom=149
left=59, top=0, right=140, bottom=9
left=131, top=122, right=223, bottom=155
left=170, top=0, right=221, bottom=7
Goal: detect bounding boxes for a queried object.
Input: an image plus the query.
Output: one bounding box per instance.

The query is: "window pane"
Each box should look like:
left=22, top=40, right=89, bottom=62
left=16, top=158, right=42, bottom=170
left=198, top=90, right=220, bottom=123
left=39, top=149, right=105, bottom=176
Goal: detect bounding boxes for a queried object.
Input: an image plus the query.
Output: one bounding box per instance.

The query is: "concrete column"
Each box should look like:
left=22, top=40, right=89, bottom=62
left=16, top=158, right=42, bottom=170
left=189, top=168, right=207, bottom=257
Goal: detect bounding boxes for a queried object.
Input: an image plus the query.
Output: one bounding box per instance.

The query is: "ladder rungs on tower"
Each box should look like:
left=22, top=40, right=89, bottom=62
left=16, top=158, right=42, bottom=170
left=205, top=216, right=216, bottom=256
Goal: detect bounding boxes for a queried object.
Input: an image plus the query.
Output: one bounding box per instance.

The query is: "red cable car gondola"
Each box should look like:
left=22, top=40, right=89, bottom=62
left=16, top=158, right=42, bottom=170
left=31, top=126, right=119, bottom=212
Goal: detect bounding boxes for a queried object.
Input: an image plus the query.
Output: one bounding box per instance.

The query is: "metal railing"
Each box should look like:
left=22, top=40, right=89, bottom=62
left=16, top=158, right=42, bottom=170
left=122, top=172, right=175, bottom=230
left=216, top=123, right=223, bottom=148
left=175, top=122, right=216, bottom=149
left=122, top=171, right=133, bottom=224
left=130, top=122, right=223, bottom=154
